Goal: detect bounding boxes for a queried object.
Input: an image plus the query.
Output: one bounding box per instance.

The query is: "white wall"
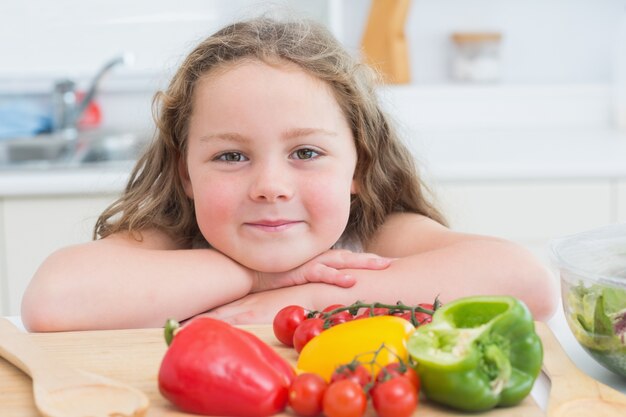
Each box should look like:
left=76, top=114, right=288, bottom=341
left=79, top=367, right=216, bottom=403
left=0, top=0, right=623, bottom=83
left=0, top=0, right=333, bottom=132
left=0, top=0, right=330, bottom=79
left=0, top=0, right=624, bottom=132
left=339, top=0, right=625, bottom=84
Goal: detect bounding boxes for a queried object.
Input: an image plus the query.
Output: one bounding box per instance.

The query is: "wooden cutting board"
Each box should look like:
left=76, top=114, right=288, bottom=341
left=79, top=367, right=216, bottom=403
left=0, top=323, right=557, bottom=416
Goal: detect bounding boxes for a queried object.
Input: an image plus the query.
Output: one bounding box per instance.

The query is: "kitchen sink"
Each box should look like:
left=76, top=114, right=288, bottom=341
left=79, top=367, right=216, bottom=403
left=0, top=130, right=151, bottom=170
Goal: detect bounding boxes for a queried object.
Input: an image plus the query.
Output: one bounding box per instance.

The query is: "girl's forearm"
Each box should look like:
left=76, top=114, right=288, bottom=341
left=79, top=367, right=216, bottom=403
left=21, top=242, right=254, bottom=331
left=308, top=240, right=557, bottom=321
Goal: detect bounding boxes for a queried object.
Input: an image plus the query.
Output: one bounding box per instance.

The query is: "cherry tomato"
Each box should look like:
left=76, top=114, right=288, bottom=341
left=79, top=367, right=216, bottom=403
left=416, top=303, right=434, bottom=324
left=377, top=362, right=420, bottom=392
left=288, top=373, right=327, bottom=417
left=330, top=363, right=372, bottom=388
left=273, top=305, right=309, bottom=347
left=396, top=303, right=434, bottom=326
left=371, top=376, right=418, bottom=417
left=293, top=318, right=325, bottom=353
left=322, top=304, right=353, bottom=326
left=322, top=379, right=367, bottom=417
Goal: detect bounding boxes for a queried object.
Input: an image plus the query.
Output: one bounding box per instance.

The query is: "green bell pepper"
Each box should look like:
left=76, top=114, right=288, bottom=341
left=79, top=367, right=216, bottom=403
left=407, top=295, right=542, bottom=412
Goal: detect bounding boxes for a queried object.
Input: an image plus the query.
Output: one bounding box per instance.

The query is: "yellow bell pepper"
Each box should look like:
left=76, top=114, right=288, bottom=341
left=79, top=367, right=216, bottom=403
left=296, top=315, right=414, bottom=381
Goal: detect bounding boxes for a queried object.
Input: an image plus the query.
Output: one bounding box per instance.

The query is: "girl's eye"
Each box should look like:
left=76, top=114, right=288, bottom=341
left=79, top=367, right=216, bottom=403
left=292, top=148, right=319, bottom=160
left=216, top=152, right=247, bottom=162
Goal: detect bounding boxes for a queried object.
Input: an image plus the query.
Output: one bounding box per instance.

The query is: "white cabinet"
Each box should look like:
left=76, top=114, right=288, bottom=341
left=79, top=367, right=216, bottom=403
left=0, top=195, right=117, bottom=315
left=433, top=180, right=614, bottom=262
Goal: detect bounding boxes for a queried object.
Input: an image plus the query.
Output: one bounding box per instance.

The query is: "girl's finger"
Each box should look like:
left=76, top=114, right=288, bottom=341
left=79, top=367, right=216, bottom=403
left=305, top=264, right=356, bottom=288
left=320, top=251, right=395, bottom=270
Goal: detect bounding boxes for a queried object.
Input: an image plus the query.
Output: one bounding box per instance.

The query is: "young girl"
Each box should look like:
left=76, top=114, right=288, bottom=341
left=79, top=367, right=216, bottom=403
left=21, top=17, right=556, bottom=331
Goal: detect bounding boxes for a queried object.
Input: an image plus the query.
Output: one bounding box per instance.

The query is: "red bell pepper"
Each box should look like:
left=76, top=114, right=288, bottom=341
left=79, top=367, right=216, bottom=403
left=158, top=317, right=296, bottom=417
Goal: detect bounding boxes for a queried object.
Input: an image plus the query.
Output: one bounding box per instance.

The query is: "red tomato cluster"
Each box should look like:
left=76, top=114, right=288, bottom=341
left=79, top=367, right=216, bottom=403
left=288, top=362, right=419, bottom=417
left=274, top=302, right=431, bottom=417
left=273, top=303, right=434, bottom=353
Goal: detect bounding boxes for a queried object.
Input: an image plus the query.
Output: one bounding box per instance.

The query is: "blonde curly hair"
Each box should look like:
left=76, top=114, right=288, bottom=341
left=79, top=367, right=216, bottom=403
left=94, top=17, right=446, bottom=247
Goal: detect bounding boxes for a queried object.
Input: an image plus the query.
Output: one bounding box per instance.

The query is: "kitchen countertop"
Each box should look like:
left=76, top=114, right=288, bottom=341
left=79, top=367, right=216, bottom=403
left=0, top=320, right=555, bottom=416
left=1, top=128, right=625, bottom=197
left=0, top=161, right=133, bottom=196
left=4, top=307, right=626, bottom=412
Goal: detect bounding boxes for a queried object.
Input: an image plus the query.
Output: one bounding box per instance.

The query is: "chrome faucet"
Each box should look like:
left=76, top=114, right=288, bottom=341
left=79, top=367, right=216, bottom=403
left=52, top=53, right=134, bottom=138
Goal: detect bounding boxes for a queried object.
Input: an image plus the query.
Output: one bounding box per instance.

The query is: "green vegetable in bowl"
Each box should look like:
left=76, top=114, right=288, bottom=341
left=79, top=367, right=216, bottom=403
left=565, top=282, right=626, bottom=375
left=551, top=223, right=626, bottom=377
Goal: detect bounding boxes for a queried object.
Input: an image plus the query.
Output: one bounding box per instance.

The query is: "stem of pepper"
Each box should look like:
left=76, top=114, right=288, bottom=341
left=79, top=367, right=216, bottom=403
left=164, top=319, right=180, bottom=346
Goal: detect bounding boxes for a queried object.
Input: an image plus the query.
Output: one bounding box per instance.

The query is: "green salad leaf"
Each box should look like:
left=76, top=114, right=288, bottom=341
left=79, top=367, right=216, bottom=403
left=568, top=283, right=626, bottom=348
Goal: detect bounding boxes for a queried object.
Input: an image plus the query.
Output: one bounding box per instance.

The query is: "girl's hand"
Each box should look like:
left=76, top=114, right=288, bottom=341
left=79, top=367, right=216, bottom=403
left=251, top=249, right=394, bottom=293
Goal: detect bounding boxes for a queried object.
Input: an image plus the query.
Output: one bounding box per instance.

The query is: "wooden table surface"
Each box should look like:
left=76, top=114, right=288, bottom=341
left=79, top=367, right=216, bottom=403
left=0, top=322, right=558, bottom=416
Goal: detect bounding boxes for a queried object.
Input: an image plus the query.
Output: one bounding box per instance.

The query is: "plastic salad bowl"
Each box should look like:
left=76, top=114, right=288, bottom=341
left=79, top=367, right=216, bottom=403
left=551, top=223, right=626, bottom=378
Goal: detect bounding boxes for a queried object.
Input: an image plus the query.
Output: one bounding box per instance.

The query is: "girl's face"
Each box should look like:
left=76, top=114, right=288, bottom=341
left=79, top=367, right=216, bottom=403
left=182, top=60, right=358, bottom=272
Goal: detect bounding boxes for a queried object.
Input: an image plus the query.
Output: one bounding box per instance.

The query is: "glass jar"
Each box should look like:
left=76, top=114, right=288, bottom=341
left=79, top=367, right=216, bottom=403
left=450, top=32, right=502, bottom=83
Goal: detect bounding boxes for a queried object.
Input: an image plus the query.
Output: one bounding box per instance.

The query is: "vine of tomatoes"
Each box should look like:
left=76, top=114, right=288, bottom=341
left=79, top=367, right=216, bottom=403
left=273, top=299, right=439, bottom=353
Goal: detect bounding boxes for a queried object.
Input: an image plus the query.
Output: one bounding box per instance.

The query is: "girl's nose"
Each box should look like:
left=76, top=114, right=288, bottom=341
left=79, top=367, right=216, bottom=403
left=249, top=163, right=294, bottom=202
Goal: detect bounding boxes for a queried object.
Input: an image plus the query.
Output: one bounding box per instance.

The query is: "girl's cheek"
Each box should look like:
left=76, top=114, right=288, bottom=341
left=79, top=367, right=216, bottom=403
left=194, top=183, right=237, bottom=222
left=308, top=186, right=352, bottom=221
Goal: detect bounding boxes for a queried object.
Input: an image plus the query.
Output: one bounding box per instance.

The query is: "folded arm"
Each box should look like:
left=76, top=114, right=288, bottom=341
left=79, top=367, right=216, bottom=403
left=21, top=230, right=255, bottom=331
left=206, top=214, right=558, bottom=324
left=21, top=229, right=392, bottom=331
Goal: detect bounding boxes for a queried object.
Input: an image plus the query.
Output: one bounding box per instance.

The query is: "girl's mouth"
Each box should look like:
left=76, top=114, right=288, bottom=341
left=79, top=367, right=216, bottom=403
left=244, top=220, right=302, bottom=232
